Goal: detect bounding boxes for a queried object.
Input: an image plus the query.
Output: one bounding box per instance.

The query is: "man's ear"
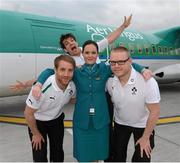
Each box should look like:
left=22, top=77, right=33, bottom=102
left=129, top=58, right=132, bottom=64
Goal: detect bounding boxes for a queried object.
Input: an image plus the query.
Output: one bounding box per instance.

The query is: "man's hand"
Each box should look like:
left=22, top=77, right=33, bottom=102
left=142, top=69, right=153, bottom=80
left=70, top=96, right=76, bottom=104
left=107, top=14, right=132, bottom=44
left=10, top=79, right=36, bottom=91
left=122, top=14, right=132, bottom=28
left=32, top=83, right=43, bottom=100
left=10, top=80, right=27, bottom=91
left=32, top=132, right=45, bottom=151
left=136, top=136, right=152, bottom=158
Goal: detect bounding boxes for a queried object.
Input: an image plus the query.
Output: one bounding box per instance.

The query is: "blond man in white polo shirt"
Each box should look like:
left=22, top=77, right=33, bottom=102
left=106, top=46, right=160, bottom=162
left=24, top=55, right=76, bottom=162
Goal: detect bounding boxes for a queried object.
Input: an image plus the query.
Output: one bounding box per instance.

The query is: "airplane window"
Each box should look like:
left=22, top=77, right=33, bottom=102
left=145, top=47, right=149, bottom=54
left=138, top=48, right=142, bottom=53
left=158, top=47, right=162, bottom=53
left=164, top=47, right=167, bottom=54
left=119, top=42, right=125, bottom=47
left=130, top=49, right=134, bottom=53
left=128, top=43, right=134, bottom=54
left=152, top=45, right=156, bottom=53
left=169, top=47, right=173, bottom=55
left=137, top=45, right=143, bottom=54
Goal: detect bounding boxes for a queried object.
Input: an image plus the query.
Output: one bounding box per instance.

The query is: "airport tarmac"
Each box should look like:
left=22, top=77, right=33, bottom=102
left=0, top=83, right=180, bottom=162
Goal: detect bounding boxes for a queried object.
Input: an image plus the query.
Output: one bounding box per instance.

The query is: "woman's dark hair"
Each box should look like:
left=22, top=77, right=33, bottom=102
left=82, top=40, right=99, bottom=53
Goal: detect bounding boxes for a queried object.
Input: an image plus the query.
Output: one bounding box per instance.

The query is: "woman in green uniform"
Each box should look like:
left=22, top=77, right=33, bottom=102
left=72, top=40, right=111, bottom=161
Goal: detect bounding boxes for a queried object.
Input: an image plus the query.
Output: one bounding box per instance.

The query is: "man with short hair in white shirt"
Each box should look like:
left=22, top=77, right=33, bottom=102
left=24, top=55, right=76, bottom=162
left=106, top=46, right=160, bottom=162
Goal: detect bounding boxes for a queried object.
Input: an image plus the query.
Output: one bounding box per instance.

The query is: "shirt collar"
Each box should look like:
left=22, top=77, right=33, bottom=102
left=83, top=63, right=97, bottom=70
left=127, top=67, right=136, bottom=85
left=113, top=66, right=137, bottom=85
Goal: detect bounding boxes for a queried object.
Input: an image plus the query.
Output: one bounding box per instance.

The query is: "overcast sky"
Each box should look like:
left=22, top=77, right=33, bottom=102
left=0, top=0, right=180, bottom=31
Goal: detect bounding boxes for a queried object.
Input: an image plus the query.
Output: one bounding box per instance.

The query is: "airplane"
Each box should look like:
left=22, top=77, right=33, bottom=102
left=0, top=10, right=180, bottom=97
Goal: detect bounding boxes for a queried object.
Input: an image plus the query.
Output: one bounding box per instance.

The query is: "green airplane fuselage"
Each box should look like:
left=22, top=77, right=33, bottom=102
left=0, top=10, right=179, bottom=60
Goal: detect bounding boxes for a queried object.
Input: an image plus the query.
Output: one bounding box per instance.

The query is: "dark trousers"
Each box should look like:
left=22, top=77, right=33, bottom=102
left=104, top=92, right=114, bottom=162
left=28, top=113, right=65, bottom=162
left=113, top=122, right=155, bottom=162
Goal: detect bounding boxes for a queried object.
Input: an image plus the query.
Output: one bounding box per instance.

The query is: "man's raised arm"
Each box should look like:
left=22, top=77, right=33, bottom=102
left=107, top=14, right=132, bottom=44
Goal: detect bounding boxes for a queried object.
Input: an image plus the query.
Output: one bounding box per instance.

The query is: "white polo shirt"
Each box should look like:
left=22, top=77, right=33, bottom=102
left=106, top=67, right=161, bottom=128
left=72, top=38, right=108, bottom=66
left=26, top=75, right=76, bottom=121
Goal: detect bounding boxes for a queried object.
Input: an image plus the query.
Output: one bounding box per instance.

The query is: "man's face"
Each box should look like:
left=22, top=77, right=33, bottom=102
left=55, top=60, right=74, bottom=87
left=110, top=51, right=132, bottom=78
left=62, top=37, right=79, bottom=56
left=82, top=44, right=98, bottom=65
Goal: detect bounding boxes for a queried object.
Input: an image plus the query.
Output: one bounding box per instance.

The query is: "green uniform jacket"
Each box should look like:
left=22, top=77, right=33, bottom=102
left=73, top=63, right=111, bottom=129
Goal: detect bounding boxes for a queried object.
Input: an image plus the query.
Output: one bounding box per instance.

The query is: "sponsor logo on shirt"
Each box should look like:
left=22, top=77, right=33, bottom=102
left=28, top=99, right=33, bottom=105
left=132, top=87, right=137, bottom=95
left=50, top=96, right=55, bottom=100
left=69, top=90, right=73, bottom=96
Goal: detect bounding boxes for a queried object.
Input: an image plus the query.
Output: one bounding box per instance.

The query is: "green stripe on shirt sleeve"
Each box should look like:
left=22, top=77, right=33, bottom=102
left=42, top=83, right=52, bottom=94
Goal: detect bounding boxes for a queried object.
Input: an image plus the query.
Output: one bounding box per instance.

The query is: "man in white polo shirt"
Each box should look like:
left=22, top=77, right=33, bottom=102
left=24, top=55, right=76, bottom=162
left=106, top=46, right=160, bottom=162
